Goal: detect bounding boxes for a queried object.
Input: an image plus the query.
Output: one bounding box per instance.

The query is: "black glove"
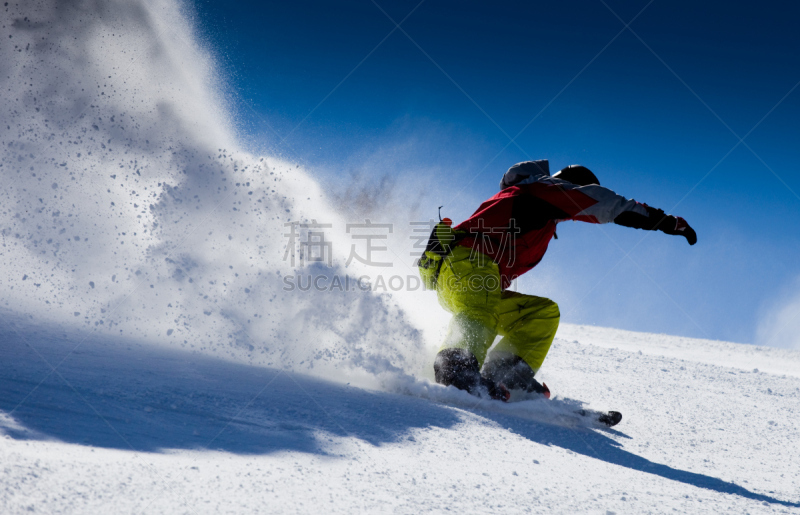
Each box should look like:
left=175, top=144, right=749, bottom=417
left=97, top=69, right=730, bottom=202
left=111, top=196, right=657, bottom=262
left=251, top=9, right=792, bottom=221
left=661, top=216, right=697, bottom=245
left=638, top=205, right=698, bottom=246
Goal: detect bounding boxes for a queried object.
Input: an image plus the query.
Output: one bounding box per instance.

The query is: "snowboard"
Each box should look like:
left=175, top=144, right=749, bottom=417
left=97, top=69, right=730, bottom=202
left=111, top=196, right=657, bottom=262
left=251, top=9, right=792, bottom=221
left=442, top=384, right=625, bottom=430
left=580, top=409, right=623, bottom=427
left=500, top=383, right=623, bottom=428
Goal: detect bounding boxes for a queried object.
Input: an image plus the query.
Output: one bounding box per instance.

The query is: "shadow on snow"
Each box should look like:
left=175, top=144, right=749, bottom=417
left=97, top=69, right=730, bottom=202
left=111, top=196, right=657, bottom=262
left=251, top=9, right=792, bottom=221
left=0, top=318, right=796, bottom=508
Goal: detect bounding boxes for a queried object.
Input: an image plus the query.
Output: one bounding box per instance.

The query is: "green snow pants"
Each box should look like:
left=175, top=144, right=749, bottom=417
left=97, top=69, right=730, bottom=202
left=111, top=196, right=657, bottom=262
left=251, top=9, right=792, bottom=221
left=435, top=245, right=560, bottom=373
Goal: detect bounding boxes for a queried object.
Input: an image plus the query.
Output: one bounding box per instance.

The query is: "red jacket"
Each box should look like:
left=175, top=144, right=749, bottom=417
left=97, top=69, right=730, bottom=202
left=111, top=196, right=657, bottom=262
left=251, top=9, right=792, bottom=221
left=455, top=173, right=665, bottom=289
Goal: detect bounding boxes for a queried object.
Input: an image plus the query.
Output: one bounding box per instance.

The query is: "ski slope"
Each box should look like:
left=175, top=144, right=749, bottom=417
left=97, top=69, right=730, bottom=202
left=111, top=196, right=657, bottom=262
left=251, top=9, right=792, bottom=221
left=1, top=1, right=799, bottom=513
left=2, top=318, right=798, bottom=514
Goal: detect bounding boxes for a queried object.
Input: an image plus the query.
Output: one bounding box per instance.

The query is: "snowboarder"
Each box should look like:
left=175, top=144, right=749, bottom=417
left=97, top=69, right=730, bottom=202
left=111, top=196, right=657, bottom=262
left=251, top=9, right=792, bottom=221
left=418, top=160, right=697, bottom=401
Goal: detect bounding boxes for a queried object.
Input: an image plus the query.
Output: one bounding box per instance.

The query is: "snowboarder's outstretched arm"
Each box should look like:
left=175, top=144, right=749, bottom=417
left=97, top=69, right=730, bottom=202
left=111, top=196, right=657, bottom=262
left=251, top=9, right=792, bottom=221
left=612, top=202, right=697, bottom=245
left=530, top=180, right=698, bottom=245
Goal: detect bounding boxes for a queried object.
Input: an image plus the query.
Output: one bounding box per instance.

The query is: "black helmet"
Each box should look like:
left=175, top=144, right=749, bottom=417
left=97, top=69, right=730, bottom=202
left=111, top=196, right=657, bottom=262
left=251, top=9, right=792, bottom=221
left=553, top=165, right=599, bottom=186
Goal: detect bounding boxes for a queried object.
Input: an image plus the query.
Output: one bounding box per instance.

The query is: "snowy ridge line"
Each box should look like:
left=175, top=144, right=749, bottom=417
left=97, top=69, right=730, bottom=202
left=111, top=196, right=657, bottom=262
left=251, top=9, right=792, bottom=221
left=558, top=323, right=800, bottom=377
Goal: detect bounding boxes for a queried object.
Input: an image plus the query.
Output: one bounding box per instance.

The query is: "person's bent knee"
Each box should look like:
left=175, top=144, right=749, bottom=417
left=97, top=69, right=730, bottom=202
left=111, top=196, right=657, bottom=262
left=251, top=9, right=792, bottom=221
left=544, top=299, right=560, bottom=320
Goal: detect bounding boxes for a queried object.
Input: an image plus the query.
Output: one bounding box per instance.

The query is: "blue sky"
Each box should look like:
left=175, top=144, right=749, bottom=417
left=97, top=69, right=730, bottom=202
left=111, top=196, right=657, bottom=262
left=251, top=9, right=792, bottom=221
left=192, top=0, right=800, bottom=344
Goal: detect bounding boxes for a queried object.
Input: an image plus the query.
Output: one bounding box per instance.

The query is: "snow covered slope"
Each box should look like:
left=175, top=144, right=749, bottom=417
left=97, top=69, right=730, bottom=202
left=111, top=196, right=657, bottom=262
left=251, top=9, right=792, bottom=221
left=1, top=1, right=798, bottom=513
left=2, top=318, right=798, bottom=514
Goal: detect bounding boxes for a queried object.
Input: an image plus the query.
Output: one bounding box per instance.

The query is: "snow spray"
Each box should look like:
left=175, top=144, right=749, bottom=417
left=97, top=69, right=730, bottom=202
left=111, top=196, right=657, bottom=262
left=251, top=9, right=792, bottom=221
left=0, top=0, right=433, bottom=389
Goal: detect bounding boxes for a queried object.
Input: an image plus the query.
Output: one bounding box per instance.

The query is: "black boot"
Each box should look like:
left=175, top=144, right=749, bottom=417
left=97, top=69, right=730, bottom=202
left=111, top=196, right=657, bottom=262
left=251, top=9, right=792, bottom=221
left=434, top=349, right=510, bottom=401
left=482, top=353, right=549, bottom=397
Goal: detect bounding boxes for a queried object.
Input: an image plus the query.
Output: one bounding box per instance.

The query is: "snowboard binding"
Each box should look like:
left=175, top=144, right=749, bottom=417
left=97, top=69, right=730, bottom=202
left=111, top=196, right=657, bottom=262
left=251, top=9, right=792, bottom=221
left=481, top=353, right=550, bottom=399
left=434, top=348, right=511, bottom=402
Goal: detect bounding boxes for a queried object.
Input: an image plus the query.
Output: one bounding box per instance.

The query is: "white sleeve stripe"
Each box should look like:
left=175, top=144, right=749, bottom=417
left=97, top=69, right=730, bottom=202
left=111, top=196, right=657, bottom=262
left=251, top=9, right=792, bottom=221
left=573, top=185, right=647, bottom=223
